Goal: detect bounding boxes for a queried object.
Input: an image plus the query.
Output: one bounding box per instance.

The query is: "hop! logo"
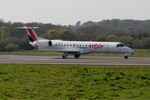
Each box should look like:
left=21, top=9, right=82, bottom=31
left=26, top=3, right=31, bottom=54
left=89, top=44, right=104, bottom=49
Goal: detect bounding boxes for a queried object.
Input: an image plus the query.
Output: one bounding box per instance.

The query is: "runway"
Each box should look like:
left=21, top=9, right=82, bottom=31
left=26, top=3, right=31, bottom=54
left=0, top=55, right=150, bottom=65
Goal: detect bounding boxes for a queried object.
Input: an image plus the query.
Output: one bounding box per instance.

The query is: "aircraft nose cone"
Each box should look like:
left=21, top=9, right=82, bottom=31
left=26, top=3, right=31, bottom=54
left=128, top=48, right=134, bottom=54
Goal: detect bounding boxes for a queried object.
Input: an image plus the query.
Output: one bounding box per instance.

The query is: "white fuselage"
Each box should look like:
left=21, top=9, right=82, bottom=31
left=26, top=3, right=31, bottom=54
left=33, top=40, right=134, bottom=55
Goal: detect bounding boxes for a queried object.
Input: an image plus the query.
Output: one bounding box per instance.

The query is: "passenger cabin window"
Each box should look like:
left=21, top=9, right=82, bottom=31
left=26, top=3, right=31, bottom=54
left=116, top=43, right=125, bottom=47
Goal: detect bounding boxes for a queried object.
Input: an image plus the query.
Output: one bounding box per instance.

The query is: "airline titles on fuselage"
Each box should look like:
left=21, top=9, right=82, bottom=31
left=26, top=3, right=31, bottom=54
left=89, top=44, right=105, bottom=49
left=54, top=43, right=105, bottom=49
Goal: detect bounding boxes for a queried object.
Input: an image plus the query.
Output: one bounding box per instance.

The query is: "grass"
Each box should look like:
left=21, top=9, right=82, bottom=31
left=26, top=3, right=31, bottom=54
left=0, top=50, right=63, bottom=55
left=0, top=64, right=149, bottom=99
left=0, top=49, right=150, bottom=57
left=133, top=49, right=150, bottom=57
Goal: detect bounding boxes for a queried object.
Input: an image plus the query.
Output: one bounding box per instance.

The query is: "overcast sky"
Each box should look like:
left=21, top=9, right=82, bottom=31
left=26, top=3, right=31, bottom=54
left=0, top=0, right=149, bottom=25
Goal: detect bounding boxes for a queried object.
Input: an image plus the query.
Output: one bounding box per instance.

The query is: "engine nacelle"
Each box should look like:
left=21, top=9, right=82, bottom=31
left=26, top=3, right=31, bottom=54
left=34, top=40, right=52, bottom=47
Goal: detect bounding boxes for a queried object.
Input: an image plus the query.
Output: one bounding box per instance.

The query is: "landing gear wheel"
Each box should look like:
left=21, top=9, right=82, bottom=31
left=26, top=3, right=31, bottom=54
left=124, top=56, right=128, bottom=59
left=74, top=54, right=80, bottom=59
left=62, top=55, right=67, bottom=59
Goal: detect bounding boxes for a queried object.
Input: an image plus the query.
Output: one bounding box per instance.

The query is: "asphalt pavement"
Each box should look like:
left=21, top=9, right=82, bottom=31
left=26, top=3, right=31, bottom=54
left=0, top=55, right=150, bottom=65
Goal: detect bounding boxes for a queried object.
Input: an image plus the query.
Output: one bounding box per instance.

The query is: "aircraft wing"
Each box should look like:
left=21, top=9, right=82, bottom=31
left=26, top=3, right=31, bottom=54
left=58, top=47, right=89, bottom=54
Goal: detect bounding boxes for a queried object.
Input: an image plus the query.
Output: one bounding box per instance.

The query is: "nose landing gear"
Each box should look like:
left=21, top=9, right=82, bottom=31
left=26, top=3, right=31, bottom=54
left=124, top=56, right=128, bottom=59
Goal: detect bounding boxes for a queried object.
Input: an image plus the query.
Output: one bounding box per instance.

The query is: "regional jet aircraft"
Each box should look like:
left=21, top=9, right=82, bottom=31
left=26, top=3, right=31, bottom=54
left=18, top=27, right=134, bottom=59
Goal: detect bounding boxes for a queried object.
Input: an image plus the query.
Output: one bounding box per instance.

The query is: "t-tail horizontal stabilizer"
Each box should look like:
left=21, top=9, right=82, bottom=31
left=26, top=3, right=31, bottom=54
left=17, top=26, right=39, bottom=42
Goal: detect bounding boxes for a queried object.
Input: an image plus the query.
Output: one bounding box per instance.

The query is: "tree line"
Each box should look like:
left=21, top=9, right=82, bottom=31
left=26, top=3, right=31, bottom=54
left=0, top=19, right=150, bottom=51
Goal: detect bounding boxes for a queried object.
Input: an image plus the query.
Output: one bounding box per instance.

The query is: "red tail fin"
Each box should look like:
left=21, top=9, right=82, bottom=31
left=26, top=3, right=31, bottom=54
left=18, top=26, right=38, bottom=42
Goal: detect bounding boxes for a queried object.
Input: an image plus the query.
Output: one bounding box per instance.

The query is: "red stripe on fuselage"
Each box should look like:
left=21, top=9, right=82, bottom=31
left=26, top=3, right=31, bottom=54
left=27, top=29, right=37, bottom=41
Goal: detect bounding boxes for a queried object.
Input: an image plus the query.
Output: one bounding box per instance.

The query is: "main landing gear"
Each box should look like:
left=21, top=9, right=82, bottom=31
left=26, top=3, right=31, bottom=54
left=62, top=54, right=81, bottom=59
left=62, top=54, right=68, bottom=59
left=74, top=54, right=80, bottom=59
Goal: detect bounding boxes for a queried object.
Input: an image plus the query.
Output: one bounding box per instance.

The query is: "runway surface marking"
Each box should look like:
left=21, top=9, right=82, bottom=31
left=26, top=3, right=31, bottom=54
left=0, top=55, right=150, bottom=65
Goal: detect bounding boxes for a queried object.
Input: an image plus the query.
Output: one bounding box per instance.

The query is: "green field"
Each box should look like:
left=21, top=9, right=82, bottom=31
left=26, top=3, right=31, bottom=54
left=0, top=49, right=150, bottom=57
left=0, top=64, right=150, bottom=99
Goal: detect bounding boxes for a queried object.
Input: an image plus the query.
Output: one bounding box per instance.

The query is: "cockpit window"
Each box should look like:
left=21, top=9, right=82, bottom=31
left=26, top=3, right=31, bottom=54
left=116, top=43, right=125, bottom=47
